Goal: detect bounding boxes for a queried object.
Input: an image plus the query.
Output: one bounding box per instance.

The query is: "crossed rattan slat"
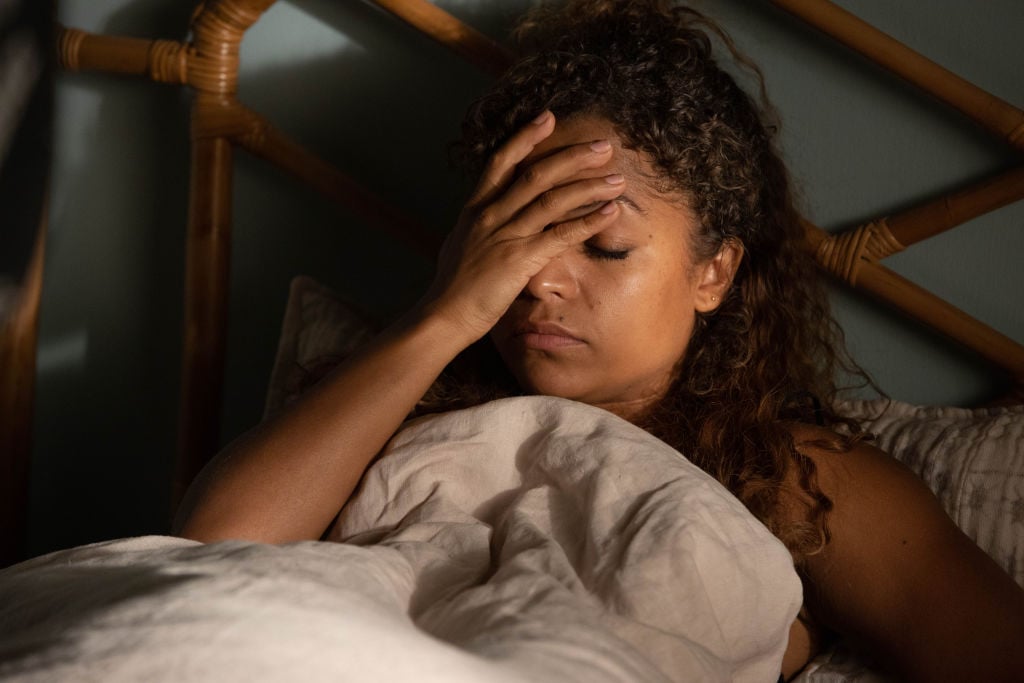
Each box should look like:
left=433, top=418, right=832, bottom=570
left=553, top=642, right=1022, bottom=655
left=766, top=0, right=1024, bottom=392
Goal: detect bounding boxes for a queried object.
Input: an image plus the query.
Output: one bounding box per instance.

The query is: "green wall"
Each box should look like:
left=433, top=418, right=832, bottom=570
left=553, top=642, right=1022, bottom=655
left=33, top=0, right=1023, bottom=556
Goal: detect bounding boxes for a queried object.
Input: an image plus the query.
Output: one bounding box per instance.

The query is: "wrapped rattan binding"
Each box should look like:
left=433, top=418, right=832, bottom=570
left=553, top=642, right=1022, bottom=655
left=58, top=26, right=190, bottom=84
left=813, top=220, right=905, bottom=286
left=804, top=219, right=1024, bottom=387
left=814, top=164, right=1024, bottom=285
left=807, top=162, right=1024, bottom=387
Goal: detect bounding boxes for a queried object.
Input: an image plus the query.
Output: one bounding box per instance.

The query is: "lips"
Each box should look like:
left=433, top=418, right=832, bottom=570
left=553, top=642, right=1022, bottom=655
left=513, top=320, right=585, bottom=350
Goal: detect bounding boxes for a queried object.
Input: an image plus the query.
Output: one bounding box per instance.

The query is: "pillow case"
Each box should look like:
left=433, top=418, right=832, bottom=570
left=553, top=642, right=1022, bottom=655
left=263, top=276, right=376, bottom=418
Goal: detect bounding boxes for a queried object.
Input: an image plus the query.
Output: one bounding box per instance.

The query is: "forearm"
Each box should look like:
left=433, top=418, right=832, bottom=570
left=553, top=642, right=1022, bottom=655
left=174, top=308, right=469, bottom=543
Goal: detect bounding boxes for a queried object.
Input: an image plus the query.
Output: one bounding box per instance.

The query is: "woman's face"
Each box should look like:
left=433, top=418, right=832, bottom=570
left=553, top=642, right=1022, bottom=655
left=490, top=115, right=731, bottom=419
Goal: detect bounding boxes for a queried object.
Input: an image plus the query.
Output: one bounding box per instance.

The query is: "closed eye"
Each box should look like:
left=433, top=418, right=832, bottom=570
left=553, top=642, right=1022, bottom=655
left=584, top=243, right=631, bottom=261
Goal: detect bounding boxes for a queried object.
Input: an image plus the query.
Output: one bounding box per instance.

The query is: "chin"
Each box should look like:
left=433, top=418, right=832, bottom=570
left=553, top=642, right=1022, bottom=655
left=510, top=367, right=596, bottom=404
left=496, top=345, right=603, bottom=403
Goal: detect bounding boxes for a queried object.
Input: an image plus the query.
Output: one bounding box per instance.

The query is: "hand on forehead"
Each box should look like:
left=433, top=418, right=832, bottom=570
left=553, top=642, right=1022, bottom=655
left=518, top=114, right=662, bottom=221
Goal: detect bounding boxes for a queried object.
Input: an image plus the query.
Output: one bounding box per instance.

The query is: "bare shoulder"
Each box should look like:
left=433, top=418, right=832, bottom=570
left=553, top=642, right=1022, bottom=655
left=783, top=423, right=1024, bottom=682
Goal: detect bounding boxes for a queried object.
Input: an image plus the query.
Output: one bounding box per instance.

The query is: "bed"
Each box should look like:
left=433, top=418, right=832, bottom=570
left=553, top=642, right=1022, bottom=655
left=1, top=0, right=1022, bottom=680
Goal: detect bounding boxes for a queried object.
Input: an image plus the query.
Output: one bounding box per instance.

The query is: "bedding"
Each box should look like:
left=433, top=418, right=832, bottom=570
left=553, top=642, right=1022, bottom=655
left=20, top=3, right=1020, bottom=679
left=0, top=397, right=801, bottom=682
left=254, top=276, right=1024, bottom=682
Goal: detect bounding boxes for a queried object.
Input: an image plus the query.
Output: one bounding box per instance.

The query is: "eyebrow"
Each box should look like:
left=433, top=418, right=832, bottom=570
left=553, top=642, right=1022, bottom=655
left=576, top=193, right=645, bottom=215
left=616, top=193, right=645, bottom=213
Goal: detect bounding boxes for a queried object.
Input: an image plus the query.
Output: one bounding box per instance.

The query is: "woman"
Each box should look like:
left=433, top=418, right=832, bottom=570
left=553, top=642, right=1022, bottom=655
left=176, top=1, right=1024, bottom=679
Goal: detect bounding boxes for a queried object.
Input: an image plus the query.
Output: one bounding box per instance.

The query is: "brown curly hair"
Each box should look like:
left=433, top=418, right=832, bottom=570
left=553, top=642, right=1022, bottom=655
left=427, top=0, right=876, bottom=567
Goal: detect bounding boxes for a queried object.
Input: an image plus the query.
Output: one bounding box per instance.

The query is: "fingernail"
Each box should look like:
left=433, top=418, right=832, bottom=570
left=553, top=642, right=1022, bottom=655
left=590, top=140, right=611, bottom=153
left=599, top=201, right=617, bottom=214
left=531, top=111, right=551, bottom=125
left=604, top=174, right=624, bottom=184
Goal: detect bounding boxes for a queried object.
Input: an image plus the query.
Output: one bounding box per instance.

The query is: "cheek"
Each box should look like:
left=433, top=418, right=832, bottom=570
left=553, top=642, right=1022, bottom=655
left=622, top=263, right=695, bottom=354
left=595, top=274, right=669, bottom=332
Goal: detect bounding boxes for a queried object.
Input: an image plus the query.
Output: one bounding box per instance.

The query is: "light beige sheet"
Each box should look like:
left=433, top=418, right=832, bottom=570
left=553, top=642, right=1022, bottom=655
left=0, top=397, right=801, bottom=681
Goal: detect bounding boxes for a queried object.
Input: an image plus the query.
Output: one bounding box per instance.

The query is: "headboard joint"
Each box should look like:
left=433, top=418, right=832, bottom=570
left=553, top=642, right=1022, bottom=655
left=814, top=220, right=906, bottom=286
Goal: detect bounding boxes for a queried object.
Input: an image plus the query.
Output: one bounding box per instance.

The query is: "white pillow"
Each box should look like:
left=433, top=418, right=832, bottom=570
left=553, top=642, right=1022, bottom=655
left=263, top=276, right=375, bottom=418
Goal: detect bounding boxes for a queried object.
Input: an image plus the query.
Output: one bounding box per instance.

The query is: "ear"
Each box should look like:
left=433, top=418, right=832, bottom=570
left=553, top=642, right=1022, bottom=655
left=694, top=239, right=743, bottom=313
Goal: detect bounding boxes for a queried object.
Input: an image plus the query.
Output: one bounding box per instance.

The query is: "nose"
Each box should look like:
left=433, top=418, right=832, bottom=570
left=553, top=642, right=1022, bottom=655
left=522, top=253, right=579, bottom=300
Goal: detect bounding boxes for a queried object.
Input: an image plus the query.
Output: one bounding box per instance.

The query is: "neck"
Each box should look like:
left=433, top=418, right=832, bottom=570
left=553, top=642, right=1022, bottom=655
left=594, top=393, right=662, bottom=423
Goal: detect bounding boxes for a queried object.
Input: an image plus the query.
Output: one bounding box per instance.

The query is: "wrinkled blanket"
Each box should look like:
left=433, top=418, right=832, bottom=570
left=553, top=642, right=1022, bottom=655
left=0, top=397, right=801, bottom=681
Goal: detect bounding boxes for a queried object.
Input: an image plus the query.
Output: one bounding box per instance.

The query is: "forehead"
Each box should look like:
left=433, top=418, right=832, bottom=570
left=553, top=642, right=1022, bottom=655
left=525, top=115, right=663, bottom=194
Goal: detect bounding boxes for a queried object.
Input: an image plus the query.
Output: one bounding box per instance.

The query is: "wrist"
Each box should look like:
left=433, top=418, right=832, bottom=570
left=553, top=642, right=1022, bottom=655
left=406, top=296, right=490, bottom=351
left=396, top=299, right=483, bottom=361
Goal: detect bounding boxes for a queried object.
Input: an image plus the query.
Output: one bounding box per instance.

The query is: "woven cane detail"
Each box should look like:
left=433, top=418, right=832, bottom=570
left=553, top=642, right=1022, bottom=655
left=189, top=0, right=265, bottom=94
left=148, top=40, right=191, bottom=84
left=57, top=27, right=86, bottom=71
left=815, top=221, right=906, bottom=286
left=235, top=110, right=270, bottom=152
left=862, top=219, right=905, bottom=260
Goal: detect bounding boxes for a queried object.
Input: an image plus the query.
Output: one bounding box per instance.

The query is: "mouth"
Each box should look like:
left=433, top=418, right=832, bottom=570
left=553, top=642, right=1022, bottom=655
left=512, top=320, right=586, bottom=350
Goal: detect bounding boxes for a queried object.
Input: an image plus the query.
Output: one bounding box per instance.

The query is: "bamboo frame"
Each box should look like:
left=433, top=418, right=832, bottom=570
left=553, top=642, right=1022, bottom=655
left=372, top=0, right=512, bottom=77
left=766, top=0, right=1024, bottom=153
left=43, top=0, right=1024, bottom=518
left=55, top=0, right=513, bottom=509
left=767, top=0, right=1024, bottom=387
left=0, top=204, right=47, bottom=567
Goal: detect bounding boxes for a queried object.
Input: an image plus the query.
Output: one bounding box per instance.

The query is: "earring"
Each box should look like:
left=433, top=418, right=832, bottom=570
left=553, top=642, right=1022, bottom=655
left=711, top=295, right=718, bottom=302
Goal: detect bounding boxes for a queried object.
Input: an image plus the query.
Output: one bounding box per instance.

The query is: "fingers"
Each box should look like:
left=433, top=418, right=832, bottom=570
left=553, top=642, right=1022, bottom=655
left=525, top=200, right=621, bottom=264
left=470, top=111, right=556, bottom=207
left=504, top=172, right=625, bottom=240
left=487, top=138, right=615, bottom=226
left=465, top=110, right=625, bottom=250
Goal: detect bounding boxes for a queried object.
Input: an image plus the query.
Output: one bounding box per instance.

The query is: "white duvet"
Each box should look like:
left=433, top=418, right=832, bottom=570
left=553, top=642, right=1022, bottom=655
left=0, top=397, right=801, bottom=682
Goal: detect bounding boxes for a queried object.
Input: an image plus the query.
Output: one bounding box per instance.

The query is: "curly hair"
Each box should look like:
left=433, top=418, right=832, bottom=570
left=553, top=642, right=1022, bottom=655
left=432, top=0, right=874, bottom=567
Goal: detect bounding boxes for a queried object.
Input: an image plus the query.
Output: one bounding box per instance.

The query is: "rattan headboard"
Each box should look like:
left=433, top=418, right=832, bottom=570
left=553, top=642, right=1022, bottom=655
left=2, top=0, right=1020, bottom=565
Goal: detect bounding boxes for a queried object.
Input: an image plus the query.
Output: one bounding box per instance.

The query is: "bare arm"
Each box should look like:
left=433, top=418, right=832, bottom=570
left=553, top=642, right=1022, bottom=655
left=173, top=310, right=470, bottom=543
left=794, top=427, right=1024, bottom=682
left=174, top=112, right=627, bottom=543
